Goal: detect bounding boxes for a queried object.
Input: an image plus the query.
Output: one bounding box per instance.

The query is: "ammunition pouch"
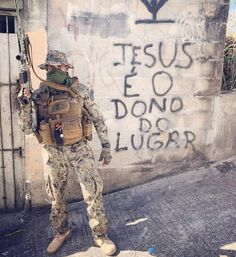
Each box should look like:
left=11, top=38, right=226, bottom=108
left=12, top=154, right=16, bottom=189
left=39, top=122, right=53, bottom=145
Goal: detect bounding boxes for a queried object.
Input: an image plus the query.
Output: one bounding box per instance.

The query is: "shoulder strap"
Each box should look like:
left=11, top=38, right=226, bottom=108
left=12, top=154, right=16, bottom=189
left=41, top=80, right=78, bottom=98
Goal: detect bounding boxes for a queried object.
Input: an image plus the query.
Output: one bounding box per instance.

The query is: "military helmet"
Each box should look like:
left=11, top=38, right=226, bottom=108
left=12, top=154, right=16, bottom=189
left=38, top=50, right=73, bottom=70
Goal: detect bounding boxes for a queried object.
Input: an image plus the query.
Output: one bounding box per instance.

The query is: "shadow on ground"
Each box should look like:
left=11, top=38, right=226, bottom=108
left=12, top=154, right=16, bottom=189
left=1, top=161, right=236, bottom=257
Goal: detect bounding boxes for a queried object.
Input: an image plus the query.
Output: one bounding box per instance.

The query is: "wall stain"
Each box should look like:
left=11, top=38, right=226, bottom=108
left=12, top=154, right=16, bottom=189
left=68, top=12, right=130, bottom=38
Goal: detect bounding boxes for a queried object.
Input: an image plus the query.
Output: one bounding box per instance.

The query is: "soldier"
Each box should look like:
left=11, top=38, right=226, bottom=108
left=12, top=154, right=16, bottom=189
left=19, top=50, right=117, bottom=255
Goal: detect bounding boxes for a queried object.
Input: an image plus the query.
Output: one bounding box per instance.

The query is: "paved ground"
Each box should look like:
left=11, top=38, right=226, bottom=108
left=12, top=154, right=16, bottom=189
left=1, top=159, right=236, bottom=257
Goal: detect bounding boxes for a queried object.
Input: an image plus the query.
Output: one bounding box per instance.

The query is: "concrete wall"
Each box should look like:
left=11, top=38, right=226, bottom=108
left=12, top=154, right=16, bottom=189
left=0, top=0, right=23, bottom=10
left=19, top=0, right=231, bottom=206
left=205, top=1, right=236, bottom=161
left=208, top=93, right=236, bottom=160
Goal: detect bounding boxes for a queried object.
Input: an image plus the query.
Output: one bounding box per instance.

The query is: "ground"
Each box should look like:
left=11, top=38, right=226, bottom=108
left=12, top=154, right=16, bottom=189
left=1, top=158, right=236, bottom=257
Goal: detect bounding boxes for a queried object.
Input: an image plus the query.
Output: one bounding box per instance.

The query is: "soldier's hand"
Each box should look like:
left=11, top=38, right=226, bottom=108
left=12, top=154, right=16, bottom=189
left=23, top=88, right=31, bottom=99
left=18, top=88, right=31, bottom=105
left=99, top=145, right=112, bottom=165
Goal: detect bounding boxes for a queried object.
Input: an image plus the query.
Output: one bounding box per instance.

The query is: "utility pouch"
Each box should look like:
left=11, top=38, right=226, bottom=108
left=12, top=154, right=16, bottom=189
left=83, top=123, right=93, bottom=141
left=39, top=122, right=54, bottom=145
left=61, top=119, right=83, bottom=144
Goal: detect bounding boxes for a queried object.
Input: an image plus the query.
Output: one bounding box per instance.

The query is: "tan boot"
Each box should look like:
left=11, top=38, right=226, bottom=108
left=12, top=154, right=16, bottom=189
left=94, top=234, right=117, bottom=256
left=47, top=229, right=72, bottom=254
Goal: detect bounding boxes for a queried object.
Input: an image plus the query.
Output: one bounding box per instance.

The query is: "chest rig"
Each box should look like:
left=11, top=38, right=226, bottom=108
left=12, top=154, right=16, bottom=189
left=36, top=85, right=92, bottom=146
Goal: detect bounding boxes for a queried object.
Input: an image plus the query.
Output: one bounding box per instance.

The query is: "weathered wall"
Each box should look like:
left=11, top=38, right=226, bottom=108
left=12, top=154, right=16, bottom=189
left=21, top=0, right=49, bottom=205
left=20, top=0, right=230, bottom=206
left=207, top=94, right=236, bottom=160
left=206, top=2, right=236, bottom=161
left=0, top=0, right=23, bottom=10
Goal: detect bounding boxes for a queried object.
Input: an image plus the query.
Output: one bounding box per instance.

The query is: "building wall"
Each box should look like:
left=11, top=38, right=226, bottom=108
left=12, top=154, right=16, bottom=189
left=0, top=0, right=23, bottom=10
left=20, top=0, right=230, bottom=206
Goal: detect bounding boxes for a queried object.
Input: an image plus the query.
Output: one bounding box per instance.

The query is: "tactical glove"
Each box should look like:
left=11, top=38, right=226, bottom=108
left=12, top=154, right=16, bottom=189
left=99, top=143, right=112, bottom=165
left=19, top=88, right=31, bottom=105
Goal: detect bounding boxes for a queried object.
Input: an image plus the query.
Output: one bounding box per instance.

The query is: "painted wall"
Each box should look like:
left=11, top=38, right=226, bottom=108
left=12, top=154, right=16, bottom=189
left=20, top=0, right=230, bottom=206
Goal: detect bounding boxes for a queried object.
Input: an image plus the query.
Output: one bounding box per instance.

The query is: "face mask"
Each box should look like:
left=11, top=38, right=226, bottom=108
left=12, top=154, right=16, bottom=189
left=46, top=69, right=72, bottom=86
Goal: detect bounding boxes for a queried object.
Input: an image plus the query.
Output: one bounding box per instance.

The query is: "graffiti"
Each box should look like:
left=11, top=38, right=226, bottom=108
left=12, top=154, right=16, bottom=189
left=136, top=0, right=175, bottom=24
left=68, top=15, right=79, bottom=41
left=58, top=8, right=79, bottom=41
left=115, top=130, right=196, bottom=152
left=113, top=42, right=193, bottom=69
left=111, top=97, right=183, bottom=119
left=59, top=9, right=129, bottom=40
left=67, top=12, right=129, bottom=38
left=111, top=40, right=196, bottom=153
left=177, top=12, right=206, bottom=41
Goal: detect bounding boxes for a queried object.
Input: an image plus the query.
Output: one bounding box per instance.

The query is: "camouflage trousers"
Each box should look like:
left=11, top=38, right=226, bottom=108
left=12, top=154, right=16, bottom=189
left=43, top=140, right=108, bottom=237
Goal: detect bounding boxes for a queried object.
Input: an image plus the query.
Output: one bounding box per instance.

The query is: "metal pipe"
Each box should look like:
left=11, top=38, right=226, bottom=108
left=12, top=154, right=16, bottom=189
left=0, top=17, right=8, bottom=209
left=0, top=83, right=18, bottom=87
left=0, top=86, right=7, bottom=210
left=0, top=147, right=22, bottom=151
left=7, top=15, right=17, bottom=209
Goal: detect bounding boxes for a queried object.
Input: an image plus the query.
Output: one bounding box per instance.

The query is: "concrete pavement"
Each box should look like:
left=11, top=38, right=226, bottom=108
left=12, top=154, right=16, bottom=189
left=1, top=158, right=236, bottom=257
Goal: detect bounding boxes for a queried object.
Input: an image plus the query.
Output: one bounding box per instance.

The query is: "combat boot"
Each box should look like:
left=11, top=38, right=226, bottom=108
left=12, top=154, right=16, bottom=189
left=47, top=229, right=72, bottom=254
left=94, top=234, right=117, bottom=256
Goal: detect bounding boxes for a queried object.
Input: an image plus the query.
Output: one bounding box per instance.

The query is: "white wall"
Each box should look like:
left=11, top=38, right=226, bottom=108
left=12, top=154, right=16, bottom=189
left=19, top=0, right=230, bottom=206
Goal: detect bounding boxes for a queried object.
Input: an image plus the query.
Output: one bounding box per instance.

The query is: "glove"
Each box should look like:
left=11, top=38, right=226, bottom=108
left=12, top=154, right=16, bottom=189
left=99, top=143, right=112, bottom=165
left=18, top=88, right=31, bottom=105
left=22, top=88, right=31, bottom=99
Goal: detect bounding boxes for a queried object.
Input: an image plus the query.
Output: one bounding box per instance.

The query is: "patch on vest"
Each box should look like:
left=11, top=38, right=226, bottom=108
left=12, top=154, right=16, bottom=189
left=48, top=100, right=70, bottom=115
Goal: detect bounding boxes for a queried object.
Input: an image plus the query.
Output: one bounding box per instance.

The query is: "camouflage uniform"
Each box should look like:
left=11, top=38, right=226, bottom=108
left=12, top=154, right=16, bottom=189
left=44, top=140, right=108, bottom=236
left=19, top=50, right=111, bottom=237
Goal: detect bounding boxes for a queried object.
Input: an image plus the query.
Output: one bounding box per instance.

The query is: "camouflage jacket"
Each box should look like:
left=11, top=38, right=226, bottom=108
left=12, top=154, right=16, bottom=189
left=19, top=82, right=110, bottom=146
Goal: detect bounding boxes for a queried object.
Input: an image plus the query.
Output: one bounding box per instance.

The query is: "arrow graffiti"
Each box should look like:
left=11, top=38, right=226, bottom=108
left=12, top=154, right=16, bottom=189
left=136, top=0, right=175, bottom=24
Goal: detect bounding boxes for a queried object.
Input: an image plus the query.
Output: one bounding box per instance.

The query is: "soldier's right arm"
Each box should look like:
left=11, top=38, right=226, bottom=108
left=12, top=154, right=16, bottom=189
left=19, top=83, right=49, bottom=135
left=19, top=100, right=35, bottom=135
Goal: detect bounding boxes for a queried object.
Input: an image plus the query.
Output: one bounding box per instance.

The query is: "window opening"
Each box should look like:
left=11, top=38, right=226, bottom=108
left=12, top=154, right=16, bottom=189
left=0, top=15, right=15, bottom=34
left=0, top=15, right=6, bottom=33
left=8, top=16, right=15, bottom=33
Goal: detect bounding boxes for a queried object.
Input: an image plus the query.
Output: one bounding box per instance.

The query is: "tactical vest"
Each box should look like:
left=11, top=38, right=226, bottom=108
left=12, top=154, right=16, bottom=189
left=36, top=89, right=92, bottom=146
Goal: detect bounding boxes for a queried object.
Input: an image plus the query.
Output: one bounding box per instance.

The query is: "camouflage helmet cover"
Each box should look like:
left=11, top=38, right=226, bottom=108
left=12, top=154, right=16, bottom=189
left=38, top=50, right=73, bottom=70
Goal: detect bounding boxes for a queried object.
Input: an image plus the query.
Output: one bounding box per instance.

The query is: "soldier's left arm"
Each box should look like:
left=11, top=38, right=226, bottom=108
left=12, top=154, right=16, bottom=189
left=83, top=96, right=112, bottom=165
left=74, top=83, right=112, bottom=164
left=83, top=97, right=110, bottom=146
